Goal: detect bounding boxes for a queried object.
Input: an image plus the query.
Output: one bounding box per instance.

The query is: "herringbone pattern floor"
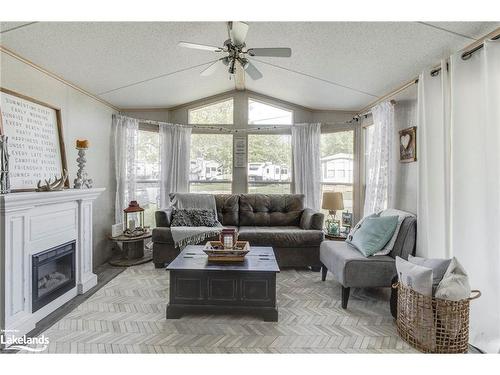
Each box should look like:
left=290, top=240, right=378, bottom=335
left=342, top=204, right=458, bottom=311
left=22, top=263, right=416, bottom=353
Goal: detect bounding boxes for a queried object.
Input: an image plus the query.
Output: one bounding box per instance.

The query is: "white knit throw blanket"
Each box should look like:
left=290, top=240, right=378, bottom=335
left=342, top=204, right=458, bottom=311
left=169, top=193, right=222, bottom=249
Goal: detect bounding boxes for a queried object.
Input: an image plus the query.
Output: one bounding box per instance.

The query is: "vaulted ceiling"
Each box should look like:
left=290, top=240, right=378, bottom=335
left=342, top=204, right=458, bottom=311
left=1, top=21, right=498, bottom=110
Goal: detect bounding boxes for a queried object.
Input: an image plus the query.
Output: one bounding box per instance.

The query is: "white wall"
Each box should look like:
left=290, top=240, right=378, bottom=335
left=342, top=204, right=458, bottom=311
left=393, top=99, right=418, bottom=214
left=0, top=51, right=117, bottom=267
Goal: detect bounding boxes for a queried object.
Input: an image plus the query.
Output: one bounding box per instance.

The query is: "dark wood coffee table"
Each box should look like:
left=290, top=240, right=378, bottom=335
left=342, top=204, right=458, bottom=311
left=166, top=245, right=280, bottom=321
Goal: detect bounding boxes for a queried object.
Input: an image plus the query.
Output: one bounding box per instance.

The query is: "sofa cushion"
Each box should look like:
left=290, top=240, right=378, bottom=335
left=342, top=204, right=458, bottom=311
left=215, top=194, right=240, bottom=226
left=239, top=194, right=304, bottom=226
left=320, top=240, right=396, bottom=287
left=238, top=226, right=323, bottom=247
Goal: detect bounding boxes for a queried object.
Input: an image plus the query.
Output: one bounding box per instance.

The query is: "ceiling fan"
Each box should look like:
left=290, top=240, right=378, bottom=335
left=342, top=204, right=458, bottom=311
left=178, top=21, right=292, bottom=80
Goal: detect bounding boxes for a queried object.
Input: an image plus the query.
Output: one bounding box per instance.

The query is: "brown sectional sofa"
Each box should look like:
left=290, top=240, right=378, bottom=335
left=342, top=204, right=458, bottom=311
left=152, top=193, right=325, bottom=268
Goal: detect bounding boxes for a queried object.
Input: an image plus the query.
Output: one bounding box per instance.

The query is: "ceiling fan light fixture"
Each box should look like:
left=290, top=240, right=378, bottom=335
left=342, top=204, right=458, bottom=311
left=239, top=58, right=250, bottom=70
left=178, top=21, right=292, bottom=81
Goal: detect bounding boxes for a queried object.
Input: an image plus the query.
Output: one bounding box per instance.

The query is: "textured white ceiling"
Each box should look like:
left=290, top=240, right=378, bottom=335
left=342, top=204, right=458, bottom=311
left=1, top=21, right=498, bottom=110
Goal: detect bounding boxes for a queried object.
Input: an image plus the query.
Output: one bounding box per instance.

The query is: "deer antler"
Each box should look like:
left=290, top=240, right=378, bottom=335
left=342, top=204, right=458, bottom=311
left=37, top=170, right=69, bottom=192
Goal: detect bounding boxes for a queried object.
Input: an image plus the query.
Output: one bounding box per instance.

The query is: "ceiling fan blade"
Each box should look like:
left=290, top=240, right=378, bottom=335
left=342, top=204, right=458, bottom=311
left=200, top=60, right=222, bottom=76
left=228, top=21, right=249, bottom=46
left=178, top=41, right=222, bottom=52
left=247, top=48, right=292, bottom=57
left=245, top=61, right=263, bottom=80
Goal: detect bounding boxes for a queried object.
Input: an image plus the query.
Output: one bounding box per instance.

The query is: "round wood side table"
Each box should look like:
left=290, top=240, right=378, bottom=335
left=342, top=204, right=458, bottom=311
left=108, top=231, right=153, bottom=267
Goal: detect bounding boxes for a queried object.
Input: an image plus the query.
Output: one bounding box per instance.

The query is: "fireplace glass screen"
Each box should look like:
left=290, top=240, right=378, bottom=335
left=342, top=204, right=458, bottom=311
left=32, top=241, right=76, bottom=312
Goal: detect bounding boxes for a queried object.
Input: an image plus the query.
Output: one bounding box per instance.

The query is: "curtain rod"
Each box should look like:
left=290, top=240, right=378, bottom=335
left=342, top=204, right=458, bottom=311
left=355, top=79, right=418, bottom=118
left=119, top=115, right=348, bottom=131
left=462, top=28, right=500, bottom=60
left=353, top=27, right=500, bottom=120
left=430, top=28, right=500, bottom=76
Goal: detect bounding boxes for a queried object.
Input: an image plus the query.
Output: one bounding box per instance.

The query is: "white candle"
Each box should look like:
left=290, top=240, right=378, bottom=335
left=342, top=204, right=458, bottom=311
left=128, top=219, right=135, bottom=231
left=224, top=236, right=233, bottom=249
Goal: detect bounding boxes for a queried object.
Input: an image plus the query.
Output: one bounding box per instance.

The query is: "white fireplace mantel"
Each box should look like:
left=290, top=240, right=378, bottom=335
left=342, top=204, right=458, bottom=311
left=0, top=188, right=105, bottom=340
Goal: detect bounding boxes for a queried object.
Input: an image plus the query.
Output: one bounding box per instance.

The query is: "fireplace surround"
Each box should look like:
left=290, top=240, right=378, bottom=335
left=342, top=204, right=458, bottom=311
left=0, top=188, right=105, bottom=342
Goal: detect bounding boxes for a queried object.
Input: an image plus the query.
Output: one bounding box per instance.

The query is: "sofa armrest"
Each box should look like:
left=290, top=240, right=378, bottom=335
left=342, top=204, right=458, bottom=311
left=155, top=208, right=173, bottom=228
left=300, top=208, right=325, bottom=230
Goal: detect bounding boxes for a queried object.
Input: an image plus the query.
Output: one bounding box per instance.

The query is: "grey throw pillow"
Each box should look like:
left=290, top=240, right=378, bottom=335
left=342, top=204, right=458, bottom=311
left=435, top=257, right=471, bottom=301
left=171, top=209, right=219, bottom=227
left=396, top=256, right=433, bottom=296
left=408, top=255, right=452, bottom=287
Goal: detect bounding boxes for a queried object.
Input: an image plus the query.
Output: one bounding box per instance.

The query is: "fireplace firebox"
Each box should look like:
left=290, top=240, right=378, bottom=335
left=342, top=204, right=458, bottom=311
left=32, top=241, right=76, bottom=312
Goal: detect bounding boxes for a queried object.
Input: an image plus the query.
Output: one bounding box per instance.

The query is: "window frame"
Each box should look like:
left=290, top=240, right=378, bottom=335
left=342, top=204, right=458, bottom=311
left=187, top=97, right=234, bottom=125
left=319, top=125, right=358, bottom=224
left=246, top=132, right=293, bottom=194
left=188, top=131, right=234, bottom=194
left=248, top=97, right=294, bottom=125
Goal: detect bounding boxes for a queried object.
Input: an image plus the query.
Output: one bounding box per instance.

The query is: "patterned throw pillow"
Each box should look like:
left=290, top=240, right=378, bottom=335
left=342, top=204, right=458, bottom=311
left=170, top=209, right=219, bottom=227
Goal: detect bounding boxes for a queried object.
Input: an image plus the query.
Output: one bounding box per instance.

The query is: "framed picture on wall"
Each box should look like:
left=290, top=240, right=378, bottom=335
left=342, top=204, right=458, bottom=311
left=0, top=87, right=68, bottom=191
left=399, top=126, right=417, bottom=163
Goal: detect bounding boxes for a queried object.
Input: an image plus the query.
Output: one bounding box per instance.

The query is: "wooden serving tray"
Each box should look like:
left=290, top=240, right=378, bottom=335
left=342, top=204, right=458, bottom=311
left=204, top=241, right=250, bottom=262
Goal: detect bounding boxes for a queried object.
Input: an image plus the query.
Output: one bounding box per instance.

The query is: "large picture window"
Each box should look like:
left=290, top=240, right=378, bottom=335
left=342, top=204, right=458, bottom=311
left=320, top=130, right=354, bottom=216
left=248, top=98, right=293, bottom=125
left=190, top=134, right=233, bottom=194
left=188, top=98, right=234, bottom=125
left=136, top=125, right=160, bottom=227
left=247, top=134, right=292, bottom=193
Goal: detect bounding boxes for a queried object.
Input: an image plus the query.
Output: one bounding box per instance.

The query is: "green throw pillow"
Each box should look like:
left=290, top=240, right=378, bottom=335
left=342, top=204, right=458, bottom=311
left=348, top=216, right=399, bottom=257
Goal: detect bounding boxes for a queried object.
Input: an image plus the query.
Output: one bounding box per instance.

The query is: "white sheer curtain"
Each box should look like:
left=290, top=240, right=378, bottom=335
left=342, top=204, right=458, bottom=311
left=292, top=123, right=321, bottom=210
left=363, top=101, right=395, bottom=216
left=112, top=114, right=138, bottom=224
left=417, top=60, right=451, bottom=259
left=159, top=123, right=192, bottom=208
left=449, top=41, right=500, bottom=353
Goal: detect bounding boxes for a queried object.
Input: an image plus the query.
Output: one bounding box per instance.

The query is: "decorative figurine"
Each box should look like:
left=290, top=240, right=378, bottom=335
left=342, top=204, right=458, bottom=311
left=0, top=134, right=10, bottom=194
left=74, top=139, right=93, bottom=189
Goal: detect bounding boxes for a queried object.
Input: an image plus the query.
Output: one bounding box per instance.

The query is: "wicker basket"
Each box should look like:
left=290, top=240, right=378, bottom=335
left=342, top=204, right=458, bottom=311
left=393, top=282, right=481, bottom=353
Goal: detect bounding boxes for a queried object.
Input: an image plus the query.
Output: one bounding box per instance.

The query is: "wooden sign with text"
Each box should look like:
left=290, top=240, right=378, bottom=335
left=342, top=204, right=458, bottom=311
left=0, top=88, right=68, bottom=191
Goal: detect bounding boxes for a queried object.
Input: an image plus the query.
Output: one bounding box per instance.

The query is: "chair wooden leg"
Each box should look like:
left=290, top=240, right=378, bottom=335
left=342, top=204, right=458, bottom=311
left=341, top=286, right=350, bottom=309
left=321, top=265, right=328, bottom=281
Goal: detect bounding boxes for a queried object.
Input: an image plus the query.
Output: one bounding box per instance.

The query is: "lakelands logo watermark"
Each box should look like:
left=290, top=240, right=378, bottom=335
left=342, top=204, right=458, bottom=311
left=1, top=330, right=49, bottom=352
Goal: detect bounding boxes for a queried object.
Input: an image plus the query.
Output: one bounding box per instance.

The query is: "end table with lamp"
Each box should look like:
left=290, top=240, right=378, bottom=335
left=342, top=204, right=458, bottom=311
left=322, top=191, right=344, bottom=237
